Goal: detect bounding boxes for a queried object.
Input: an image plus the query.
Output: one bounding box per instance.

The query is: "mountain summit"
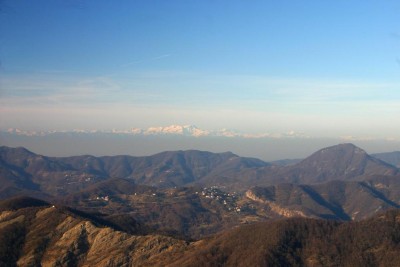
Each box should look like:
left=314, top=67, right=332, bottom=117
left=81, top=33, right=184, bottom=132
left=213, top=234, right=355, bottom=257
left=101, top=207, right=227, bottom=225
left=281, top=143, right=398, bottom=183
left=144, top=125, right=210, bottom=137
left=0, top=144, right=397, bottom=198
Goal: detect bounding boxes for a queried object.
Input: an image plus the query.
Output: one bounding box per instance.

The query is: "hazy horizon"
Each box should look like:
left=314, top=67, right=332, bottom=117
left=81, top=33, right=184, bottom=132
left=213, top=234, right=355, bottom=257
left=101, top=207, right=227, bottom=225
left=1, top=1, right=400, bottom=152
left=2, top=131, right=400, bottom=162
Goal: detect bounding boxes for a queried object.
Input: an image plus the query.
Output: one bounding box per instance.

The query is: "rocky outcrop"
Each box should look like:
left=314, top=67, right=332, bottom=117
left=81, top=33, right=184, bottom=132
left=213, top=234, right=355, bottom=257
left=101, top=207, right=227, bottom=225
left=245, top=190, right=306, bottom=218
left=0, top=206, right=189, bottom=267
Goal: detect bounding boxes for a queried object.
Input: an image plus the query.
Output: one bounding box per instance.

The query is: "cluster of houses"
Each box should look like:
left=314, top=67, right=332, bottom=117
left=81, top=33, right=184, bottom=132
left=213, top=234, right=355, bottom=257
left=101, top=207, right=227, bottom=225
left=197, top=186, right=242, bottom=212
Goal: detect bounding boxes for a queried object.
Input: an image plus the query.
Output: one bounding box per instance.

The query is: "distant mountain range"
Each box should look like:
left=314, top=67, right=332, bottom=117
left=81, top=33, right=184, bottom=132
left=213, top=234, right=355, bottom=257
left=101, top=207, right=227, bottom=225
left=3, top=125, right=308, bottom=139
left=1, top=143, right=398, bottom=195
left=0, top=146, right=270, bottom=196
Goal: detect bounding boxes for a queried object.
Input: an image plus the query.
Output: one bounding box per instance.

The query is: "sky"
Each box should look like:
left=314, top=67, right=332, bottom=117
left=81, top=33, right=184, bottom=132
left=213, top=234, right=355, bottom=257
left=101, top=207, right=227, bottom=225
left=1, top=0, right=400, bottom=141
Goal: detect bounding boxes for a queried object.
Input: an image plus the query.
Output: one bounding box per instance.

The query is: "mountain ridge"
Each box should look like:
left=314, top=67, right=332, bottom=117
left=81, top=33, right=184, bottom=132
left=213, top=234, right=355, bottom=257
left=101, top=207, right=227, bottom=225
left=1, top=144, right=400, bottom=243
left=3, top=125, right=308, bottom=139
left=279, top=143, right=398, bottom=183
left=1, top=198, right=400, bottom=266
left=0, top=143, right=398, bottom=197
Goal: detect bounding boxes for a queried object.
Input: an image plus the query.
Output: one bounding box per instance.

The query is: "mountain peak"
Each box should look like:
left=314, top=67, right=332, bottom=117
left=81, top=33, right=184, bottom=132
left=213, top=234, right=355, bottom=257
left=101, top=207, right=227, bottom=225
left=144, top=124, right=210, bottom=137
left=287, top=143, right=398, bottom=183
left=316, top=143, right=366, bottom=155
left=0, top=146, right=35, bottom=157
left=302, top=143, right=370, bottom=168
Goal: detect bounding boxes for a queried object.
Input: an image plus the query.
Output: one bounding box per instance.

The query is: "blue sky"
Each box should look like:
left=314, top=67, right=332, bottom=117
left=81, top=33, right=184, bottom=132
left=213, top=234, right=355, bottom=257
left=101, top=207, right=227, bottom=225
left=1, top=0, right=400, bottom=139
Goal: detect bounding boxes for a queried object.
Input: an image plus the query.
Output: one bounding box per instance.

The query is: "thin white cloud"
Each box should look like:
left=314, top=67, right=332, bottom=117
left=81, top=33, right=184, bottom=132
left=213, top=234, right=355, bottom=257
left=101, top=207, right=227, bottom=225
left=152, top=54, right=171, bottom=60
left=119, top=54, right=171, bottom=68
left=2, top=70, right=400, bottom=139
left=3, top=71, right=400, bottom=106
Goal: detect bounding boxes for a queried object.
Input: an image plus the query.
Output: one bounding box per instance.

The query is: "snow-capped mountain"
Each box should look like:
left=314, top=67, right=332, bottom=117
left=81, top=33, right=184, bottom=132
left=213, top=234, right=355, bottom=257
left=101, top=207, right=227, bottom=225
left=3, top=125, right=308, bottom=139
left=144, top=125, right=210, bottom=137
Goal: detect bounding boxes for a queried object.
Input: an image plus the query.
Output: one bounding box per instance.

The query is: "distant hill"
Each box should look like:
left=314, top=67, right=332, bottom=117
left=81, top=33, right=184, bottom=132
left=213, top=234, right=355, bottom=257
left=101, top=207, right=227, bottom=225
left=269, top=158, right=302, bottom=166
left=278, top=143, right=398, bottom=183
left=0, top=144, right=398, bottom=198
left=252, top=143, right=398, bottom=186
left=0, top=146, right=269, bottom=197
left=246, top=175, right=400, bottom=221
left=372, top=151, right=400, bottom=168
left=194, top=143, right=399, bottom=190
left=57, top=150, right=268, bottom=188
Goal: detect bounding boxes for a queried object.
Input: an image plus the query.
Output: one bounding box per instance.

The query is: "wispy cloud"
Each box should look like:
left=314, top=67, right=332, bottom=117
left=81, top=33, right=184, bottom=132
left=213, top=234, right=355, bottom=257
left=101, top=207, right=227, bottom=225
left=2, top=70, right=400, bottom=110
left=2, top=70, right=400, bottom=139
left=0, top=71, right=171, bottom=111
left=119, top=54, right=171, bottom=68
left=1, top=74, right=118, bottom=103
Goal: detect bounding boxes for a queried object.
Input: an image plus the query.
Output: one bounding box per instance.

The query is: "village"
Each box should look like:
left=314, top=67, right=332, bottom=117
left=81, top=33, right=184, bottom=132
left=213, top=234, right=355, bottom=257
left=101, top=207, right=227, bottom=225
left=198, top=186, right=243, bottom=213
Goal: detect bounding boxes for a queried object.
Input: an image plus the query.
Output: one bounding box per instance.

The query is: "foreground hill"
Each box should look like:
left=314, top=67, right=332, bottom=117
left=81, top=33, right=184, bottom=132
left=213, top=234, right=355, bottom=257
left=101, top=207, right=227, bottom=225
left=0, top=196, right=188, bottom=266
left=1, top=196, right=400, bottom=267
left=172, top=209, right=400, bottom=267
left=55, top=175, right=400, bottom=239
left=57, top=178, right=267, bottom=239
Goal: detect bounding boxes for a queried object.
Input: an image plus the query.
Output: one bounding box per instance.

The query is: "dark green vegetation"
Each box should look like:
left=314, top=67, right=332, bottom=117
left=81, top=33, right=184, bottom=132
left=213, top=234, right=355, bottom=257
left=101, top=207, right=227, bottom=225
left=173, top=210, right=400, bottom=267
left=1, top=144, right=400, bottom=265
